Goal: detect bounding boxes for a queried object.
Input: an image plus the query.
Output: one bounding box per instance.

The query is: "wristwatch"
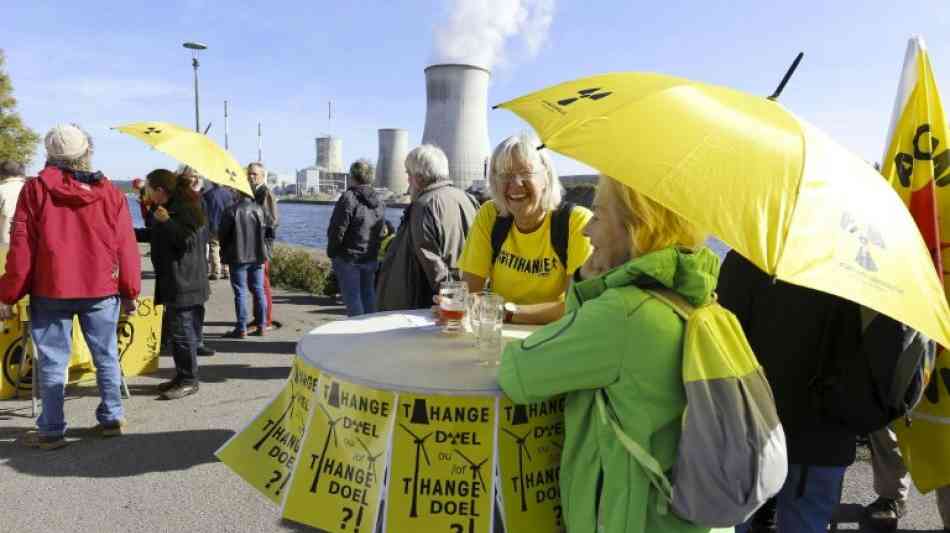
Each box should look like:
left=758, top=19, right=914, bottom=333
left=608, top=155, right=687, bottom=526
left=503, top=302, right=518, bottom=323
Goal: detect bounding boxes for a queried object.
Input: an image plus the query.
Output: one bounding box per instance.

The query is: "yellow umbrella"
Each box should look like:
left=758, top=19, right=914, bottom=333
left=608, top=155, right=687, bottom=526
left=496, top=71, right=950, bottom=349
left=114, top=121, right=252, bottom=197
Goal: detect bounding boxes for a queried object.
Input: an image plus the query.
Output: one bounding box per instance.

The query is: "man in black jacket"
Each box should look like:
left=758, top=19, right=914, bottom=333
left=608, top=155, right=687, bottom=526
left=327, top=159, right=385, bottom=316
left=719, top=251, right=861, bottom=533
left=138, top=169, right=210, bottom=400
left=219, top=188, right=268, bottom=337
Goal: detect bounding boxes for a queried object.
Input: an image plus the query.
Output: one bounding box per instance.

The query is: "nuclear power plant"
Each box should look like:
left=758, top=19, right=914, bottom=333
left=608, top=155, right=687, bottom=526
left=421, top=63, right=491, bottom=189
left=376, top=128, right=410, bottom=194
left=315, top=136, right=344, bottom=172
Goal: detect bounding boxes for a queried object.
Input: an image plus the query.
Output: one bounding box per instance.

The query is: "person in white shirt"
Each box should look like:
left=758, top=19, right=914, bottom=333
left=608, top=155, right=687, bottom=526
left=0, top=161, right=27, bottom=246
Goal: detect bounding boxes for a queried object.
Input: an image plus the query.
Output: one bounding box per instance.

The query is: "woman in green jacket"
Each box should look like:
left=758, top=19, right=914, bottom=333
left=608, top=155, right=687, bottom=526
left=498, top=175, right=728, bottom=533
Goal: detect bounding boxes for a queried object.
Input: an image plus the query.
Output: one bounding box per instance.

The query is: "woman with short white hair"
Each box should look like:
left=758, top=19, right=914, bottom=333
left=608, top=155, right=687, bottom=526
left=457, top=133, right=592, bottom=324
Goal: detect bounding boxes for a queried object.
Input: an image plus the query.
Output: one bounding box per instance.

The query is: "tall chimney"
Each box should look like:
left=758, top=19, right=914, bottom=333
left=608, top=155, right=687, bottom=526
left=376, top=128, right=410, bottom=194
left=421, top=64, right=491, bottom=189
left=315, top=136, right=344, bottom=172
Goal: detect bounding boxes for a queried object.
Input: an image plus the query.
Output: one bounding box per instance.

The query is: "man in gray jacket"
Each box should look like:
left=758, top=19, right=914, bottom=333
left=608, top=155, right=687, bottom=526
left=376, top=145, right=478, bottom=311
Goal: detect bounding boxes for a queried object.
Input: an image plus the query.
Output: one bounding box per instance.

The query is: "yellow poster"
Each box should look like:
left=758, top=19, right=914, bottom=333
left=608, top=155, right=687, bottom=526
left=497, top=396, right=565, bottom=532
left=282, top=374, right=396, bottom=532
left=0, top=297, right=163, bottom=400
left=216, top=356, right=320, bottom=504
left=384, top=394, right=497, bottom=533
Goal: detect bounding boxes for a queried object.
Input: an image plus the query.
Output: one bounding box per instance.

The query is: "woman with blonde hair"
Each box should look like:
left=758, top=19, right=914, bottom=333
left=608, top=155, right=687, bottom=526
left=498, top=175, right=727, bottom=533
left=457, top=133, right=592, bottom=324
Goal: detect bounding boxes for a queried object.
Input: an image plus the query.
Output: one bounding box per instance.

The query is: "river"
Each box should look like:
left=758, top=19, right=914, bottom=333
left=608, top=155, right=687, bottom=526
left=129, top=197, right=729, bottom=257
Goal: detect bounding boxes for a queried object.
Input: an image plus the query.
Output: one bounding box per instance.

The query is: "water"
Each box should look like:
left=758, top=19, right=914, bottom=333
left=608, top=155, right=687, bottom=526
left=129, top=196, right=405, bottom=250
left=128, top=197, right=730, bottom=258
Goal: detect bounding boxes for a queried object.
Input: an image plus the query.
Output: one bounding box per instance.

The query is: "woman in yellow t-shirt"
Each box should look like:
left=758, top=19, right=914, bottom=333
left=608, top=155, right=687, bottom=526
left=458, top=133, right=592, bottom=324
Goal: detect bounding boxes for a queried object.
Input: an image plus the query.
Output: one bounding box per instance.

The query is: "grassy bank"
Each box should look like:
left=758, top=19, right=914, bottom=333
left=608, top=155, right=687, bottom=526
left=269, top=244, right=338, bottom=296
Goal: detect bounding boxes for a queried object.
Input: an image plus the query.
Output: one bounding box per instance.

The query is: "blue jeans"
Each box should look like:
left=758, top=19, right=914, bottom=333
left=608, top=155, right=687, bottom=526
left=229, top=262, right=266, bottom=332
left=31, top=296, right=123, bottom=437
left=735, top=464, right=846, bottom=533
left=170, top=305, right=202, bottom=384
left=332, top=258, right=378, bottom=316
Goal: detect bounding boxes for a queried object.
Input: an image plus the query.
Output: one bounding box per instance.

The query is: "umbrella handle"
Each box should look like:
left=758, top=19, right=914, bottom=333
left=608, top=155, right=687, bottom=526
left=768, top=52, right=804, bottom=101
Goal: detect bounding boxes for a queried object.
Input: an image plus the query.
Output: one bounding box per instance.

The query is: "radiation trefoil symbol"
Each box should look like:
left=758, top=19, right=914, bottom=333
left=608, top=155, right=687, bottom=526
left=841, top=212, right=886, bottom=272
left=143, top=126, right=163, bottom=135
left=557, top=88, right=612, bottom=106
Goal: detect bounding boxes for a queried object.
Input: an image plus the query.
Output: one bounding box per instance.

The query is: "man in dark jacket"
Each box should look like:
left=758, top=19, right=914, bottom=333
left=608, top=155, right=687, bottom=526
left=248, top=162, right=278, bottom=331
left=203, top=182, right=235, bottom=280
left=219, top=191, right=268, bottom=337
left=377, top=145, right=478, bottom=311
left=719, top=251, right=861, bottom=533
left=327, top=159, right=385, bottom=316
left=137, top=169, right=210, bottom=400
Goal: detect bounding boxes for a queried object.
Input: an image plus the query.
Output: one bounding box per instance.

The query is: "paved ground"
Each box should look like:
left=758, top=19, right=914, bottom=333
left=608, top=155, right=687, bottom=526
left=0, top=251, right=945, bottom=532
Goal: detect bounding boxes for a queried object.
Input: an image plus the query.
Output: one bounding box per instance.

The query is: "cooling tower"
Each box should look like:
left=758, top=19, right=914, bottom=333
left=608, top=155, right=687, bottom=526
left=421, top=64, right=491, bottom=189
left=376, top=128, right=410, bottom=193
left=315, top=136, right=344, bottom=173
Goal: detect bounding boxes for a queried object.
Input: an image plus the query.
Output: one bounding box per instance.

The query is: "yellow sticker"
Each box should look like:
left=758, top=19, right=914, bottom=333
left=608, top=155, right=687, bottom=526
left=385, top=394, right=497, bottom=533
left=497, top=396, right=566, bottom=532
left=216, top=356, right=320, bottom=504
left=282, top=374, right=396, bottom=532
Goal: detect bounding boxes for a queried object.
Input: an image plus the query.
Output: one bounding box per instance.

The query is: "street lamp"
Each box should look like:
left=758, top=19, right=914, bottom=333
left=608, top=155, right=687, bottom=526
left=183, top=41, right=207, bottom=132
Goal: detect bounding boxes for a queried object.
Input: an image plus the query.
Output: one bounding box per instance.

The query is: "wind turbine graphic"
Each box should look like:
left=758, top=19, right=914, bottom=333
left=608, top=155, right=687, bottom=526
left=453, top=448, right=489, bottom=491
left=399, top=423, right=434, bottom=518
left=309, top=402, right=343, bottom=493
left=501, top=427, right=534, bottom=512
left=253, top=370, right=297, bottom=451
left=355, top=435, right=384, bottom=477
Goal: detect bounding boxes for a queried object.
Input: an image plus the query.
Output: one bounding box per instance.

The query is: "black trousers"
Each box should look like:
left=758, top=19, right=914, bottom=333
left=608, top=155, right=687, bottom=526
left=170, top=305, right=203, bottom=384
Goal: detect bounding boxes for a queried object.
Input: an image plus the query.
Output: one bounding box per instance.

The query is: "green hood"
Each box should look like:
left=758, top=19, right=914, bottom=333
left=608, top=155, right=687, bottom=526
left=571, top=246, right=720, bottom=307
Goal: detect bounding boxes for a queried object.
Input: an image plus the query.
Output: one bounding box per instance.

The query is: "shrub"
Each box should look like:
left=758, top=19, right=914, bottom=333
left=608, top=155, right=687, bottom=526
left=269, top=245, right=336, bottom=296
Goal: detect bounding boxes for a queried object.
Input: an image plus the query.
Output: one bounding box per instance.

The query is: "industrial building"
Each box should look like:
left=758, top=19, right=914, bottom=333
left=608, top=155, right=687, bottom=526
left=376, top=128, right=410, bottom=194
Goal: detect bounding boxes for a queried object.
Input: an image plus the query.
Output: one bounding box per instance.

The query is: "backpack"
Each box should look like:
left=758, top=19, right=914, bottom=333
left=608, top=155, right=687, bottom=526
left=595, top=288, right=787, bottom=528
left=815, top=307, right=937, bottom=435
left=490, top=202, right=575, bottom=271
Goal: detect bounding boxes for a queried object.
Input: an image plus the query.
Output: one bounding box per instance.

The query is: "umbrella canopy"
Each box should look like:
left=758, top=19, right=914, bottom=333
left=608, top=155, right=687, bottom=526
left=496, top=71, right=950, bottom=349
left=114, top=121, right=252, bottom=197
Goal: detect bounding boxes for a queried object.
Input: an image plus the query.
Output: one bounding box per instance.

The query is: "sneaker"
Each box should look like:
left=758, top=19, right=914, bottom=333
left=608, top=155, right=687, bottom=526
left=208, top=274, right=220, bottom=281
left=20, top=432, right=68, bottom=450
left=156, top=378, right=180, bottom=392
left=251, top=325, right=268, bottom=337
left=159, top=382, right=199, bottom=400
left=223, top=329, right=246, bottom=339
left=197, top=345, right=216, bottom=356
left=865, top=497, right=906, bottom=531
left=96, top=420, right=126, bottom=438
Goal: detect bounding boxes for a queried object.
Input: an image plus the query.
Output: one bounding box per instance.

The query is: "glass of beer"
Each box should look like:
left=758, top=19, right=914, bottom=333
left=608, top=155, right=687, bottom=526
left=439, top=280, right=468, bottom=334
left=474, top=293, right=505, bottom=366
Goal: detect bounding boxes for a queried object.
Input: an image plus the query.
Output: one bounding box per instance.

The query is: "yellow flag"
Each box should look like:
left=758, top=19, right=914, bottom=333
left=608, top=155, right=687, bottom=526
left=881, top=36, right=950, bottom=493
left=216, top=357, right=320, bottom=504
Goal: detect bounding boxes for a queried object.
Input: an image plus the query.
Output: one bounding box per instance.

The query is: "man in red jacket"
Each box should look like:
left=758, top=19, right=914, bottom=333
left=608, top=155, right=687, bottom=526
left=0, top=124, right=141, bottom=450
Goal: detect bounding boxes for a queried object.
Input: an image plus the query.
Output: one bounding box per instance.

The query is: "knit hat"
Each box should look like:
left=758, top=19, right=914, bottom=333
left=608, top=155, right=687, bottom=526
left=45, top=124, right=90, bottom=161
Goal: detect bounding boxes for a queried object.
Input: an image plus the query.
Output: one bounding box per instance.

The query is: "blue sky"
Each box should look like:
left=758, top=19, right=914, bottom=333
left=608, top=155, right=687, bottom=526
left=5, top=1, right=950, bottom=181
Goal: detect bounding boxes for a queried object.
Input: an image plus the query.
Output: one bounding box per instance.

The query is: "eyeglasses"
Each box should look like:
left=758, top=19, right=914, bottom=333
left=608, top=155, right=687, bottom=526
left=497, top=169, right=543, bottom=182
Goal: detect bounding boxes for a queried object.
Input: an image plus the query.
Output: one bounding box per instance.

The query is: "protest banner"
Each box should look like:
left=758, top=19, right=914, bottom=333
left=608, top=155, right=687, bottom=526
left=282, top=373, right=397, bottom=532
left=384, top=393, right=497, bottom=533
left=216, top=356, right=320, bottom=504
left=497, top=396, right=565, bottom=532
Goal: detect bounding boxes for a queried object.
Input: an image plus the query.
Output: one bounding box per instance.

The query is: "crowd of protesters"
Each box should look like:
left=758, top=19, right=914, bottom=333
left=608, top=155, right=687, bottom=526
left=0, top=123, right=947, bottom=532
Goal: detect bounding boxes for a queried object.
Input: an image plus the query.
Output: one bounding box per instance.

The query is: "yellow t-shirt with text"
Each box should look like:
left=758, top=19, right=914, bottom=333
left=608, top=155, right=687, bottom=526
left=458, top=201, right=592, bottom=304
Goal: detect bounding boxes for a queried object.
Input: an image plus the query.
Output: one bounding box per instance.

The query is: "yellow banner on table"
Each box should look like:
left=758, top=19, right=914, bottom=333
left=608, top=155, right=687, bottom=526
left=282, top=374, right=396, bottom=532
left=497, top=396, right=566, bottom=532
left=385, top=394, right=496, bottom=533
left=216, top=356, right=320, bottom=504
left=880, top=36, right=950, bottom=492
left=0, top=297, right=163, bottom=399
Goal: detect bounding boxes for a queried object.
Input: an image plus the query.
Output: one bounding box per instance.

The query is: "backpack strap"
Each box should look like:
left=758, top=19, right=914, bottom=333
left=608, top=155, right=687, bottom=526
left=550, top=202, right=575, bottom=270
left=595, top=390, right=673, bottom=515
left=645, top=288, right=698, bottom=320
left=490, top=213, right=514, bottom=266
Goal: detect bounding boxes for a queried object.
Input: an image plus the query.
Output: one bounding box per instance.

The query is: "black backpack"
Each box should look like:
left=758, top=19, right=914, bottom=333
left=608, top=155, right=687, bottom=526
left=489, top=202, right=575, bottom=272
left=816, top=308, right=937, bottom=434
